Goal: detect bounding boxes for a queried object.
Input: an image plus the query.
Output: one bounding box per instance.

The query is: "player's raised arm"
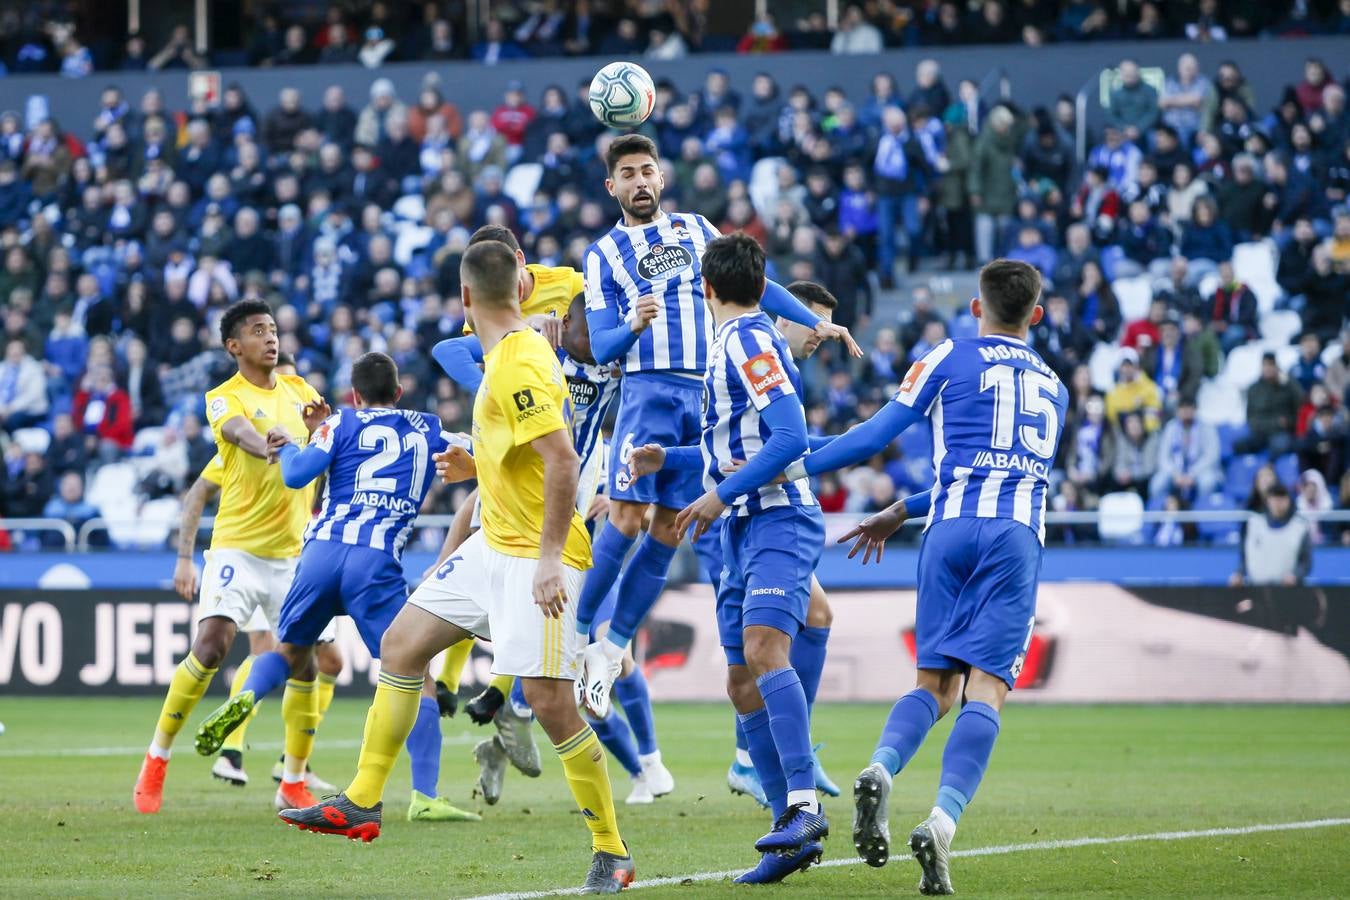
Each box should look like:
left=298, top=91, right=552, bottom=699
left=273, top=414, right=339, bottom=489
left=761, top=279, right=863, bottom=358
left=432, top=334, right=486, bottom=394
left=213, top=401, right=273, bottom=460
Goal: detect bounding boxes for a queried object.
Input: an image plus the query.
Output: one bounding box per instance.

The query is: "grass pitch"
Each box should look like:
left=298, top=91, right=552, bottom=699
left=0, top=698, right=1346, bottom=898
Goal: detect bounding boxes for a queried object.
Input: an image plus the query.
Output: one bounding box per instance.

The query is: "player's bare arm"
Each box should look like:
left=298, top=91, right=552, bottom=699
left=173, top=476, right=218, bottom=600
left=526, top=313, right=565, bottom=348
left=220, top=415, right=274, bottom=461
left=434, top=445, right=477, bottom=483
left=813, top=320, right=863, bottom=358
left=532, top=427, right=580, bottom=618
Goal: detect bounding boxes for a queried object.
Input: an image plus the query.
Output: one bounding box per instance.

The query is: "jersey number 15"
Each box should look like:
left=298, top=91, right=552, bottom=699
left=979, top=364, right=1059, bottom=459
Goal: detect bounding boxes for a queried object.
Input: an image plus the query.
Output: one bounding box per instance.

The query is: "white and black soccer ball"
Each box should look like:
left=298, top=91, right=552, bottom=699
left=589, top=61, right=656, bottom=129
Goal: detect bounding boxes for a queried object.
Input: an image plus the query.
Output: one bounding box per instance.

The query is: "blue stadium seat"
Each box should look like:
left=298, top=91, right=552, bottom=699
left=1225, top=454, right=1266, bottom=505
left=949, top=313, right=979, bottom=340
left=1195, top=491, right=1243, bottom=544
left=1215, top=423, right=1248, bottom=461
left=1273, top=453, right=1300, bottom=489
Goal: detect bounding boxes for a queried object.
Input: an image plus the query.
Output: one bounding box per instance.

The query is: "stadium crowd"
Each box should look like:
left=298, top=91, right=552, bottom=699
left=0, top=43, right=1347, bottom=548
left=3, top=1, right=1350, bottom=75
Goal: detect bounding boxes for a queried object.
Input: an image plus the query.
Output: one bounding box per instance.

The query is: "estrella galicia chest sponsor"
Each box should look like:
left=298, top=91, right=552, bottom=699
left=636, top=244, right=695, bottom=281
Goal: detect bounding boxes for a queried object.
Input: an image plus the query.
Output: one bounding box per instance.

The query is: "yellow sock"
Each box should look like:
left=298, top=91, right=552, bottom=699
left=346, top=671, right=423, bottom=808
left=317, top=671, right=337, bottom=718
left=490, top=673, right=515, bottom=697
left=152, top=652, right=218, bottom=750
left=221, top=655, right=261, bottom=754
left=281, top=678, right=320, bottom=779
left=555, top=727, right=625, bottom=856
left=438, top=639, right=473, bottom=691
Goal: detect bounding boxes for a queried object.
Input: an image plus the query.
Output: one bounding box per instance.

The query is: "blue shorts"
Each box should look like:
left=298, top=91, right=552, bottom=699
left=716, top=505, right=824, bottom=667
left=692, top=517, right=725, bottom=592
left=915, top=518, right=1042, bottom=689
left=609, top=373, right=704, bottom=510
left=276, top=541, right=409, bottom=657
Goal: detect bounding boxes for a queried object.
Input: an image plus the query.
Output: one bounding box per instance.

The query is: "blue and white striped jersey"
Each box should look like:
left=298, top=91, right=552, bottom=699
left=703, top=312, right=816, bottom=517
left=563, top=355, right=621, bottom=468
left=303, top=407, right=454, bottom=559
left=583, top=212, right=720, bottom=375
left=895, top=336, right=1070, bottom=544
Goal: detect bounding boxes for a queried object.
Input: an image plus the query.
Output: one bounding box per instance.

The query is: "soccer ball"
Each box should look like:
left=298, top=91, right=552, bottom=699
left=589, top=61, right=656, bottom=129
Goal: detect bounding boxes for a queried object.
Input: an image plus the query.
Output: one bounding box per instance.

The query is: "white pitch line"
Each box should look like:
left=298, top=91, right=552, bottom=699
left=0, top=733, right=478, bottom=758
left=461, top=817, right=1350, bottom=900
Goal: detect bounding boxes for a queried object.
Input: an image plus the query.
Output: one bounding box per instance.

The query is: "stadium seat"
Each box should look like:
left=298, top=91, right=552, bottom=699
left=1197, top=273, right=1221, bottom=300
left=1322, top=342, right=1343, bottom=366
left=1232, top=240, right=1283, bottom=315
left=1221, top=343, right=1266, bottom=389
left=502, top=163, right=543, bottom=212
left=1196, top=378, right=1246, bottom=426
left=1195, top=491, right=1243, bottom=544
left=394, top=223, right=435, bottom=267
left=106, top=497, right=180, bottom=549
left=1259, top=310, right=1302, bottom=346
left=131, top=427, right=164, bottom=455
left=11, top=427, right=51, bottom=455
left=87, top=463, right=139, bottom=514
left=1113, top=275, right=1153, bottom=323
left=1273, top=453, right=1300, bottom=488
left=1273, top=344, right=1300, bottom=372
left=1097, top=491, right=1145, bottom=543
left=1215, top=423, right=1248, bottom=459
left=1225, top=454, right=1266, bottom=505
left=1088, top=342, right=1122, bottom=393
left=392, top=194, right=426, bottom=223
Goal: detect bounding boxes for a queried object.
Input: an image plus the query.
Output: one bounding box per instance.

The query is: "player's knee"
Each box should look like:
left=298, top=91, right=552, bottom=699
left=805, top=596, right=833, bottom=628
left=608, top=501, right=646, bottom=538
left=964, top=669, right=1010, bottom=711
left=742, top=627, right=790, bottom=677
left=279, top=643, right=316, bottom=677
left=191, top=619, right=234, bottom=669
left=646, top=509, right=681, bottom=547
left=315, top=641, right=343, bottom=677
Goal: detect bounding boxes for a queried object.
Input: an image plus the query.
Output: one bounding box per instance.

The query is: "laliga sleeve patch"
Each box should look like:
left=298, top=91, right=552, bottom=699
left=311, top=415, right=339, bottom=452
left=208, top=397, right=229, bottom=422
left=896, top=361, right=926, bottom=399
left=741, top=351, right=787, bottom=396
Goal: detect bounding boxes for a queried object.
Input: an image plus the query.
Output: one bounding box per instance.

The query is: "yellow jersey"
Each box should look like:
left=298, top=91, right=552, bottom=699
left=200, top=453, right=224, bottom=486
left=464, top=264, right=584, bottom=334
left=204, top=371, right=320, bottom=559
left=474, top=328, right=592, bottom=570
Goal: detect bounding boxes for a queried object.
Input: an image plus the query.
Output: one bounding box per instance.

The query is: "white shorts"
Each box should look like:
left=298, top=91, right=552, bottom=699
left=200, top=549, right=337, bottom=642
left=406, top=530, right=585, bottom=679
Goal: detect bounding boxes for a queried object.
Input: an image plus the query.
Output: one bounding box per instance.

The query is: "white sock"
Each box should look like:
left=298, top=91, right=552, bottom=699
left=787, top=789, right=819, bottom=813
left=148, top=742, right=171, bottom=761
left=735, top=748, right=753, bottom=767
left=282, top=754, right=306, bottom=783
left=600, top=636, right=627, bottom=663
left=639, top=750, right=661, bottom=768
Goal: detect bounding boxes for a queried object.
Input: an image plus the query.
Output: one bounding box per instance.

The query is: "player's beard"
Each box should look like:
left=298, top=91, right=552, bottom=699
left=619, top=188, right=660, bottom=224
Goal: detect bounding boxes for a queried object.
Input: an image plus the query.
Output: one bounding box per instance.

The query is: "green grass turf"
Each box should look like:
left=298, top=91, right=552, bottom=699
left=0, top=699, right=1346, bottom=898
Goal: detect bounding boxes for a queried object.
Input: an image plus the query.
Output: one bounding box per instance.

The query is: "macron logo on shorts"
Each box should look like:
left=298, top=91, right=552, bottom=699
left=749, top=587, right=787, bottom=597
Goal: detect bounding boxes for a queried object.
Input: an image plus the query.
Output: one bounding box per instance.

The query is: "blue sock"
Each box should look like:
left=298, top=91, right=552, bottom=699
left=405, top=696, right=442, bottom=797
left=588, top=712, right=642, bottom=777
left=735, top=716, right=749, bottom=752
left=789, top=625, right=830, bottom=714
left=936, top=701, right=1001, bottom=824
left=240, top=651, right=291, bottom=702
left=613, top=668, right=657, bottom=756
left=756, top=667, right=815, bottom=798
left=739, top=707, right=787, bottom=818
left=508, top=677, right=531, bottom=717
left=605, top=536, right=677, bottom=649
left=871, top=689, right=940, bottom=776
left=576, top=523, right=635, bottom=636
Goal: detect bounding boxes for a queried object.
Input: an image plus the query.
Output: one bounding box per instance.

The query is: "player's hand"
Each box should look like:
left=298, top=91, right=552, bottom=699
left=586, top=493, right=610, bottom=522
left=173, top=556, right=199, bottom=601
left=836, top=504, right=908, bottom=565
left=527, top=313, right=564, bottom=349
left=628, top=443, right=666, bottom=478
left=435, top=446, right=477, bottom=483
left=265, top=426, right=293, bottom=463
left=814, top=321, right=863, bottom=358
left=720, top=458, right=787, bottom=484
left=301, top=400, right=331, bottom=435
left=675, top=489, right=727, bottom=542
left=532, top=556, right=569, bottom=618
left=630, top=295, right=661, bottom=334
